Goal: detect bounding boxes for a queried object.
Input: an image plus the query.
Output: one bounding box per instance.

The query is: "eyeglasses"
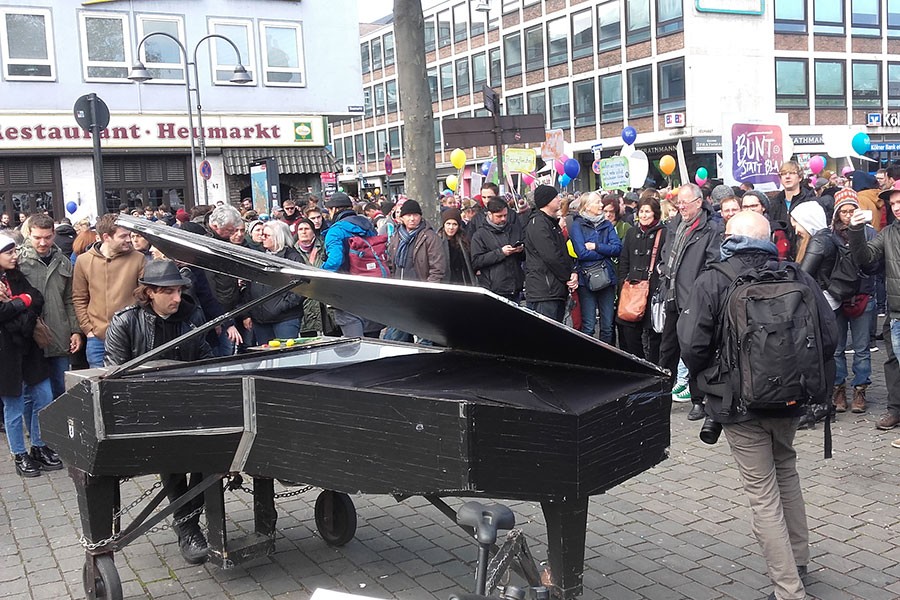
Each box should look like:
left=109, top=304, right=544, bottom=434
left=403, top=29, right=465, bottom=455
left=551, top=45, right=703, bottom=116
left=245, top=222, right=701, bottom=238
left=676, top=197, right=702, bottom=207
left=779, top=170, right=799, bottom=177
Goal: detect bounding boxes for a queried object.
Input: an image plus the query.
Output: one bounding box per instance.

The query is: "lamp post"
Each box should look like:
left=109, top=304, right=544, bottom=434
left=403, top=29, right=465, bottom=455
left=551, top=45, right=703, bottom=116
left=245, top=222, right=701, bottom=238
left=128, top=33, right=251, bottom=205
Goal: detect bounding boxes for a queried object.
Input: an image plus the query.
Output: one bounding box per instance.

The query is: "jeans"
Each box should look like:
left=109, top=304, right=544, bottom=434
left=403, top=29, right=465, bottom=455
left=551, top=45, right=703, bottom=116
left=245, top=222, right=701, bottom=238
left=834, top=300, right=873, bottom=387
left=526, top=300, right=566, bottom=323
left=85, top=335, right=106, bottom=368
left=253, top=318, right=301, bottom=345
left=46, top=355, right=69, bottom=399
left=577, top=285, right=616, bottom=344
left=891, top=318, right=900, bottom=361
left=2, top=378, right=53, bottom=455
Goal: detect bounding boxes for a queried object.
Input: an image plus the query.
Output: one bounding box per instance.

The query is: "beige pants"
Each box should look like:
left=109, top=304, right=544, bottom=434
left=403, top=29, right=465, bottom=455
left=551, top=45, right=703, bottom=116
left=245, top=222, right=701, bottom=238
left=723, top=417, right=808, bottom=600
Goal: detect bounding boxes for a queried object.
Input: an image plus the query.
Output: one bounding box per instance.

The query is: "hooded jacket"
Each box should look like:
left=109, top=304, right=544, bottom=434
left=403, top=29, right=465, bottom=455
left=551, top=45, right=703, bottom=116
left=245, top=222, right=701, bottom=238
left=322, top=210, right=379, bottom=273
left=72, top=243, right=145, bottom=340
left=17, top=241, right=80, bottom=357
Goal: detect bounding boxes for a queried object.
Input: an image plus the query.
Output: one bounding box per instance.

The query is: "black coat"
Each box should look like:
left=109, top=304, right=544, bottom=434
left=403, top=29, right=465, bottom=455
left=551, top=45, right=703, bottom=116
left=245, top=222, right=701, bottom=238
left=658, top=206, right=723, bottom=312
left=616, top=221, right=667, bottom=326
left=523, top=209, right=574, bottom=302
left=469, top=220, right=525, bottom=296
left=0, top=269, right=49, bottom=396
left=104, top=295, right=213, bottom=366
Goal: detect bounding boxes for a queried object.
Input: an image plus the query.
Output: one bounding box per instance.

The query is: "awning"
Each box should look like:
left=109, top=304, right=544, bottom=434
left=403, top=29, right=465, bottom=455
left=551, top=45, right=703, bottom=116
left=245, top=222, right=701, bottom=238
left=222, top=147, right=338, bottom=175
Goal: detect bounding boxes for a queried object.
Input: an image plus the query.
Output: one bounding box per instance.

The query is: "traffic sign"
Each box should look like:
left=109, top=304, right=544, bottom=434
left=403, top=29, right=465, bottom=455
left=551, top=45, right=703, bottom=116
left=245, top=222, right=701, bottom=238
left=199, top=159, right=212, bottom=180
left=73, top=94, right=110, bottom=131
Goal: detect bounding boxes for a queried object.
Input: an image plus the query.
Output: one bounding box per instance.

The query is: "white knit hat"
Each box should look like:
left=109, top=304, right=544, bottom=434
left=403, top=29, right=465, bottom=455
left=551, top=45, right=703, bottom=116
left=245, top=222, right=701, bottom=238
left=790, top=201, right=827, bottom=236
left=0, top=234, right=16, bottom=254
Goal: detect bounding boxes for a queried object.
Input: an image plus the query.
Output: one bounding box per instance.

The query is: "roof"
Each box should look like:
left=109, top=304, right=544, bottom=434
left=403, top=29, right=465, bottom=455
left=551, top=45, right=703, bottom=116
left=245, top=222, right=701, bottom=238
left=222, top=147, right=339, bottom=175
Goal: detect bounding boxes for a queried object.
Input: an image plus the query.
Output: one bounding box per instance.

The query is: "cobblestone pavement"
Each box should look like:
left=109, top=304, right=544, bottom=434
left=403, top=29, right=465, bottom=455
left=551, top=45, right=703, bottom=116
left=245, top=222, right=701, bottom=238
left=2, top=337, right=899, bottom=600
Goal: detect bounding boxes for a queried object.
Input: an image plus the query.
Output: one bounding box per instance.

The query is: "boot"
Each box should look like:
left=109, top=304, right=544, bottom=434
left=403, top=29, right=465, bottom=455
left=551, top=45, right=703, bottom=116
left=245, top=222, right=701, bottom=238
left=851, top=385, right=867, bottom=414
left=833, top=384, right=847, bottom=413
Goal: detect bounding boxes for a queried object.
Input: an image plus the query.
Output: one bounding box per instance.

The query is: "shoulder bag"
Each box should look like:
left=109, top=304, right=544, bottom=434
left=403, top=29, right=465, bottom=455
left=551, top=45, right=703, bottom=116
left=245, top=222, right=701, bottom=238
left=618, top=230, right=662, bottom=322
left=33, top=316, right=54, bottom=350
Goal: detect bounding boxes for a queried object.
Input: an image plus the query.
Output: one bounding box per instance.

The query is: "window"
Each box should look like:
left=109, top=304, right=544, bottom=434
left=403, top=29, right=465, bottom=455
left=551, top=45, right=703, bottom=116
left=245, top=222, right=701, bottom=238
left=814, top=60, right=845, bottom=108
left=209, top=19, right=256, bottom=85
left=775, top=58, right=808, bottom=108
left=628, top=66, right=652, bottom=117
left=574, top=79, right=595, bottom=127
left=456, top=57, right=470, bottom=95
left=440, top=62, right=454, bottom=100
left=424, top=19, right=436, bottom=52
left=427, top=67, right=438, bottom=103
left=813, top=0, right=844, bottom=35
left=389, top=127, right=401, bottom=156
left=79, top=11, right=131, bottom=82
left=506, top=94, right=524, bottom=115
left=598, top=2, right=621, bottom=52
left=600, top=73, right=623, bottom=122
left=852, top=61, right=881, bottom=108
left=504, top=32, right=522, bottom=77
left=354, top=134, right=363, bottom=163
left=547, top=18, right=568, bottom=67
left=438, top=11, right=451, bottom=48
left=472, top=52, right=487, bottom=89
left=260, top=21, right=306, bottom=86
left=0, top=7, right=55, bottom=80
left=453, top=3, right=468, bottom=42
left=360, top=42, right=370, bottom=73
left=549, top=85, right=570, bottom=129
left=657, top=0, right=684, bottom=35
left=524, top=26, right=543, bottom=72
left=365, top=132, right=376, bottom=162
left=572, top=10, right=593, bottom=60
left=658, top=58, right=685, bottom=112
left=364, top=87, right=373, bottom=118
left=471, top=6, right=485, bottom=37
left=489, top=47, right=502, bottom=87
left=137, top=14, right=186, bottom=82
left=371, top=37, right=382, bottom=70
left=890, top=0, right=900, bottom=37
left=502, top=0, right=520, bottom=13
left=626, top=0, right=651, bottom=44
left=386, top=79, right=398, bottom=112
left=334, top=139, right=344, bottom=165
left=374, top=83, right=385, bottom=116
left=774, top=0, right=807, bottom=33
left=376, top=130, right=387, bottom=158
left=383, top=33, right=395, bottom=67
left=433, top=118, right=442, bottom=152
left=528, top=89, right=546, bottom=125
left=850, top=0, right=880, bottom=35
left=888, top=63, right=900, bottom=109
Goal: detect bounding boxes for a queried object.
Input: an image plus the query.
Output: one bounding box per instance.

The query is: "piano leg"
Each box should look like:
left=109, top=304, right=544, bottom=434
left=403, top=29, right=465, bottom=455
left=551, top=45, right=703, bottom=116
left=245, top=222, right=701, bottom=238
left=541, top=497, right=588, bottom=599
left=73, top=469, right=119, bottom=551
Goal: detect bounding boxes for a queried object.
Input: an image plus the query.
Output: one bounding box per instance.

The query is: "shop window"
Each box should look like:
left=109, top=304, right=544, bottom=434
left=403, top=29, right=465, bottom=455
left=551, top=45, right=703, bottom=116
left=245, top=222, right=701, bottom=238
left=814, top=60, right=845, bottom=108
left=524, top=25, right=543, bottom=72
left=0, top=7, right=55, bottom=80
left=504, top=32, right=522, bottom=77
left=259, top=20, right=306, bottom=86
left=597, top=1, right=621, bottom=52
left=626, top=0, right=650, bottom=44
left=852, top=61, right=881, bottom=108
left=850, top=0, right=880, bottom=36
left=775, top=58, right=808, bottom=108
left=571, top=10, right=593, bottom=60
left=102, top=157, right=188, bottom=213
left=549, top=84, right=570, bottom=130
left=627, top=65, right=652, bottom=118
left=137, top=14, right=186, bottom=82
left=658, top=58, right=685, bottom=112
left=80, top=11, right=131, bottom=82
left=600, top=73, right=623, bottom=122
left=574, top=79, right=596, bottom=127
left=774, top=0, right=807, bottom=33
left=547, top=18, right=568, bottom=67
left=209, top=19, right=256, bottom=85
left=456, top=57, right=470, bottom=96
left=657, top=0, right=683, bottom=36
left=813, top=0, right=844, bottom=35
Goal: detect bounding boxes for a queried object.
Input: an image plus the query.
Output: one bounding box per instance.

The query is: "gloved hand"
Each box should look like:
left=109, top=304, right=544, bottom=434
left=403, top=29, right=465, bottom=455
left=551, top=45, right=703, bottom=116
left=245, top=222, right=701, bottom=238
left=11, top=293, right=32, bottom=308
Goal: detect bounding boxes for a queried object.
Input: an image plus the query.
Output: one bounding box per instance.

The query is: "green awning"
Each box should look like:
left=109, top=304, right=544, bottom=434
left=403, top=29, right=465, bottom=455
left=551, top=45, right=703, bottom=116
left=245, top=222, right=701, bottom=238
left=222, top=147, right=338, bottom=175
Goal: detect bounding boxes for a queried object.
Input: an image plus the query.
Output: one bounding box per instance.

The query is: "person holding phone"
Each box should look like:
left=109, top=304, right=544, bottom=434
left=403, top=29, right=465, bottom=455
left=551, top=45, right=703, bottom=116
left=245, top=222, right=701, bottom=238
left=470, top=198, right=525, bottom=302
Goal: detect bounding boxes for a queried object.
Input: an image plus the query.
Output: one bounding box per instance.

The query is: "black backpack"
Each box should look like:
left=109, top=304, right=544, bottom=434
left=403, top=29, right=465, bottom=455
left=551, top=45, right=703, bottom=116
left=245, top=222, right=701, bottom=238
left=827, top=240, right=861, bottom=302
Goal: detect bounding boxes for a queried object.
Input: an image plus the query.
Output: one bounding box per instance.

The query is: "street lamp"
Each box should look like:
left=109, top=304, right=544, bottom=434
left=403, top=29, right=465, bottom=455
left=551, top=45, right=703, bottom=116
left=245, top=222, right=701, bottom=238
left=128, top=33, right=252, bottom=205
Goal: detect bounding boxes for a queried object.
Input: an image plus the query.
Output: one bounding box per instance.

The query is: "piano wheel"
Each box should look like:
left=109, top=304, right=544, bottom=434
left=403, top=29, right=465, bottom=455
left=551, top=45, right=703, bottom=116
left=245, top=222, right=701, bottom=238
left=314, top=490, right=357, bottom=546
left=82, top=553, right=122, bottom=600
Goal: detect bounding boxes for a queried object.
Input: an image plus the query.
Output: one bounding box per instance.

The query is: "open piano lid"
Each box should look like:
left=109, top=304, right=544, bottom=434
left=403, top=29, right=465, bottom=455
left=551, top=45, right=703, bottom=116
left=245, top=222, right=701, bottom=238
left=117, top=215, right=664, bottom=376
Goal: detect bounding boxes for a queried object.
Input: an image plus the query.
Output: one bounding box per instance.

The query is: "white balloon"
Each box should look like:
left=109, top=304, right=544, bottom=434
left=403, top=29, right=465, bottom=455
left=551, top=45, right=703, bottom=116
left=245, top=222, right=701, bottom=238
left=621, top=143, right=636, bottom=158
left=629, top=150, right=649, bottom=189
left=821, top=129, right=853, bottom=158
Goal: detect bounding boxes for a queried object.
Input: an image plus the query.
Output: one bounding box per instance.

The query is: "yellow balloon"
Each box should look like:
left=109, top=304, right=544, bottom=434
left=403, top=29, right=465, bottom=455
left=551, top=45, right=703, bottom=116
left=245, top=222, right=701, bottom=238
left=659, top=154, right=676, bottom=176
left=450, top=148, right=467, bottom=170
left=446, top=174, right=459, bottom=191
left=374, top=187, right=381, bottom=195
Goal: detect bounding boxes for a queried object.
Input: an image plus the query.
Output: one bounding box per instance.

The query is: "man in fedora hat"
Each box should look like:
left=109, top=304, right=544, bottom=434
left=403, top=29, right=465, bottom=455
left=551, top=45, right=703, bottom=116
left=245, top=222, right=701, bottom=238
left=104, top=259, right=214, bottom=565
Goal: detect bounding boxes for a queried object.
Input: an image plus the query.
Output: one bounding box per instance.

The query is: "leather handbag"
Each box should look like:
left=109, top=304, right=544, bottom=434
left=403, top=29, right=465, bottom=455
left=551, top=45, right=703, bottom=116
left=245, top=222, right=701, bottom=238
left=32, top=316, right=54, bottom=350
left=617, top=230, right=662, bottom=323
left=583, top=261, right=612, bottom=292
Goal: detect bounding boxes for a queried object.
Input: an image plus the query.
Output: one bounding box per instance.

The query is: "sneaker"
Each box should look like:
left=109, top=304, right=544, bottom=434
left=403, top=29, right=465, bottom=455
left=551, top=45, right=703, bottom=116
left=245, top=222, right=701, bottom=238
left=671, top=381, right=688, bottom=396
left=870, top=345, right=879, bottom=353
left=845, top=348, right=855, bottom=354
left=877, top=413, right=900, bottom=430
left=878, top=311, right=887, bottom=317
left=892, top=439, right=900, bottom=449
left=672, top=387, right=692, bottom=403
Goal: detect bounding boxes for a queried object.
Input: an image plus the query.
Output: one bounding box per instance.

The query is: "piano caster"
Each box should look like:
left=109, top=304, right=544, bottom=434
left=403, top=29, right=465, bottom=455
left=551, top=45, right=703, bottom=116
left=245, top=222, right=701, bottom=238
left=82, top=553, right=122, bottom=600
left=314, top=490, right=357, bottom=546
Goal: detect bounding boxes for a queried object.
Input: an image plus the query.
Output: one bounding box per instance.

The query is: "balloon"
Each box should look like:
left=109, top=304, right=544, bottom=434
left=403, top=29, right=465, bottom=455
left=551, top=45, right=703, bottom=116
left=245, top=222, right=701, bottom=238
left=851, top=132, right=871, bottom=155
left=338, top=186, right=344, bottom=192
left=559, top=153, right=569, bottom=163
left=555, top=159, right=566, bottom=176
left=66, top=201, right=77, bottom=214
left=629, top=151, right=649, bottom=189
left=445, top=174, right=459, bottom=191
left=522, top=173, right=535, bottom=186
left=374, top=187, right=381, bottom=195
left=696, top=167, right=708, bottom=180
left=481, top=161, right=492, bottom=176
left=694, top=175, right=707, bottom=186
left=659, top=155, right=676, bottom=176
left=443, top=188, right=453, bottom=196
left=621, top=126, right=637, bottom=146
left=841, top=166, right=853, bottom=176
left=564, top=158, right=580, bottom=178
left=559, top=174, right=572, bottom=187
left=808, top=155, right=825, bottom=175
left=450, top=148, right=467, bottom=169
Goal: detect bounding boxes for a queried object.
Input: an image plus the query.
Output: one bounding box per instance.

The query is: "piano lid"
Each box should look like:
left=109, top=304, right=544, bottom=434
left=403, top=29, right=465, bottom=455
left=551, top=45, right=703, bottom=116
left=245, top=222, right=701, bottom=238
left=117, top=215, right=664, bottom=376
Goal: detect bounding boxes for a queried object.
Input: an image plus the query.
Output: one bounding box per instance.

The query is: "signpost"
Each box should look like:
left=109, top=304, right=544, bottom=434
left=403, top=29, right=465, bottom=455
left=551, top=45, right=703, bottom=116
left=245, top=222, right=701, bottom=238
left=73, top=93, right=110, bottom=215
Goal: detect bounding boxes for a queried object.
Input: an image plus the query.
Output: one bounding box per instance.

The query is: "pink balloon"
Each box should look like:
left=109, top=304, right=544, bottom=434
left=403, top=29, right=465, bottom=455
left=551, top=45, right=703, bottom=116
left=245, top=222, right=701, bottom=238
left=555, top=159, right=566, bottom=176
left=523, top=173, right=535, bottom=186
left=808, top=155, right=825, bottom=175
left=559, top=154, right=569, bottom=163
left=841, top=166, right=853, bottom=176
left=695, top=175, right=707, bottom=186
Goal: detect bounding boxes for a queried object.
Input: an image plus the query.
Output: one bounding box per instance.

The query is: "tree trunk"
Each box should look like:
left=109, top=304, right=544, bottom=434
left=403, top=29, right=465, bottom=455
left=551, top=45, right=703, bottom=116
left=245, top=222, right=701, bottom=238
left=394, top=0, right=438, bottom=225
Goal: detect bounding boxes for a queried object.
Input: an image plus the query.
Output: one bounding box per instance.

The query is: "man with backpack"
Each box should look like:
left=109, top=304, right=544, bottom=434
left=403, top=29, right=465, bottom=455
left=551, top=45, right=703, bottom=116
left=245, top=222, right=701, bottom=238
left=678, top=211, right=837, bottom=600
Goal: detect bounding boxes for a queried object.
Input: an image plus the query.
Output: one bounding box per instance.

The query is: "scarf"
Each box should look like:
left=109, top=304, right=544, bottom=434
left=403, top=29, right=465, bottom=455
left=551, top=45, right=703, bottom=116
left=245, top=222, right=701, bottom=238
left=720, top=235, right=778, bottom=261
left=396, top=222, right=425, bottom=270
left=297, top=239, right=315, bottom=253
left=582, top=213, right=605, bottom=227
left=665, top=210, right=702, bottom=279
left=485, top=216, right=507, bottom=232
left=640, top=219, right=660, bottom=233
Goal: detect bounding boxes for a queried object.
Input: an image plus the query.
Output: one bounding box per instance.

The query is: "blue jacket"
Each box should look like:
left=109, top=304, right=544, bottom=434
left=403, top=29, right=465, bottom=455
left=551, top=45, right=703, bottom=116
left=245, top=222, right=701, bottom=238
left=322, top=210, right=378, bottom=272
left=569, top=215, right=622, bottom=287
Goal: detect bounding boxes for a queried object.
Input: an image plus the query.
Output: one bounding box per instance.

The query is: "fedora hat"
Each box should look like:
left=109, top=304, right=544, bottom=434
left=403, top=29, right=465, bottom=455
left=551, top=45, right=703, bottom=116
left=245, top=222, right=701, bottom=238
left=139, top=259, right=191, bottom=287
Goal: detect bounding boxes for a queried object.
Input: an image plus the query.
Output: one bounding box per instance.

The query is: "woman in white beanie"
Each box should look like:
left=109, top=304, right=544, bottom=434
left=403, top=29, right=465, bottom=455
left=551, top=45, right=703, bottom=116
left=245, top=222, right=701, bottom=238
left=790, top=200, right=827, bottom=263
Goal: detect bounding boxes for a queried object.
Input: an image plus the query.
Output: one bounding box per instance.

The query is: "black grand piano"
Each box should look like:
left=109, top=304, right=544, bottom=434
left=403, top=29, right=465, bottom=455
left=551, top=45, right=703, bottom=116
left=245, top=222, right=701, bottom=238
left=40, top=216, right=671, bottom=600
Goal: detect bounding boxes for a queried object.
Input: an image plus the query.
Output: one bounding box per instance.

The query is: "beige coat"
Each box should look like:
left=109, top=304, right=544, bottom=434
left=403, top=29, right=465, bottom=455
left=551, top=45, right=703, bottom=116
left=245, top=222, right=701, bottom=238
left=72, top=244, right=145, bottom=339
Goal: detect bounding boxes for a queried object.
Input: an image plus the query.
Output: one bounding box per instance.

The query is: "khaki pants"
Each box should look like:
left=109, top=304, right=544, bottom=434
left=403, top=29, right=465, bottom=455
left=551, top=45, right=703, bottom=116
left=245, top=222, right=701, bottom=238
left=723, top=417, right=808, bottom=600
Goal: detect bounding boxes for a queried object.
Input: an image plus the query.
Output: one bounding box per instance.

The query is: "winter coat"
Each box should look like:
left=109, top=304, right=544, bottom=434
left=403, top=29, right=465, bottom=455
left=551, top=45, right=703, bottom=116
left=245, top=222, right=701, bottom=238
left=387, top=223, right=446, bottom=283
left=470, top=220, right=525, bottom=297
left=17, top=242, right=80, bottom=357
left=770, top=186, right=821, bottom=227
left=856, top=189, right=884, bottom=232
left=0, top=268, right=49, bottom=397
left=616, top=221, right=667, bottom=314
left=440, top=233, right=476, bottom=285
left=523, top=209, right=574, bottom=302
left=569, top=215, right=622, bottom=289
left=322, top=210, right=379, bottom=273
left=849, top=220, right=900, bottom=319
left=295, top=238, right=333, bottom=334
left=242, top=246, right=306, bottom=324
left=657, top=206, right=723, bottom=312
left=801, top=226, right=878, bottom=298
left=104, top=295, right=213, bottom=366
left=72, top=243, right=145, bottom=339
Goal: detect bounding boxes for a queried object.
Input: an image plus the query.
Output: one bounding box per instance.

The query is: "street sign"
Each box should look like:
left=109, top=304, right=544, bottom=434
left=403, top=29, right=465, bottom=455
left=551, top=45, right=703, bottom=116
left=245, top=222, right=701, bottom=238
left=442, top=114, right=545, bottom=149
left=199, top=159, right=212, bottom=181
left=73, top=94, right=110, bottom=131
left=591, top=143, right=603, bottom=160
left=482, top=85, right=500, bottom=114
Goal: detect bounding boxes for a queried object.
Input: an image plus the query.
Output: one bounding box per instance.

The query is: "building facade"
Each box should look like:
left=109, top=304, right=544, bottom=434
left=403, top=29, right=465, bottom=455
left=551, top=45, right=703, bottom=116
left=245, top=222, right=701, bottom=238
left=332, top=0, right=900, bottom=198
left=0, top=0, right=363, bottom=221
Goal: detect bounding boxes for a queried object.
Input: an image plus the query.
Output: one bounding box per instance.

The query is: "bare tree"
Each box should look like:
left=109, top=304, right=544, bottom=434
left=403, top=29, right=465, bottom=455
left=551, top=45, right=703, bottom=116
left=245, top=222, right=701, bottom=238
left=393, top=0, right=438, bottom=223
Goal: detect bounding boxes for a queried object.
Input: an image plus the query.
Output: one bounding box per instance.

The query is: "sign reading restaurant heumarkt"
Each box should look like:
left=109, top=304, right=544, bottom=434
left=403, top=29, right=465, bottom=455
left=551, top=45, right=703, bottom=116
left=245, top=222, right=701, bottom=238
left=0, top=114, right=327, bottom=150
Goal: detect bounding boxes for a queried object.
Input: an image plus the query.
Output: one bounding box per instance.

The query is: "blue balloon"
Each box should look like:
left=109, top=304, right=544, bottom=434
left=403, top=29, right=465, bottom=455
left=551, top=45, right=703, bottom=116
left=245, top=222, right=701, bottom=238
left=564, top=158, right=580, bottom=179
left=559, top=174, right=572, bottom=187
left=621, top=126, right=637, bottom=146
left=851, top=132, right=871, bottom=155
left=481, top=161, right=492, bottom=176
left=65, top=201, right=77, bottom=214
left=443, top=188, right=454, bottom=196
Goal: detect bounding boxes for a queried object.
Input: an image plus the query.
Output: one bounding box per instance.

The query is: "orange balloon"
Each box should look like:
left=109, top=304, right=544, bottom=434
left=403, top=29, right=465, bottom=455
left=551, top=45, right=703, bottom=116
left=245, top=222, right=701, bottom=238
left=659, top=155, right=676, bottom=176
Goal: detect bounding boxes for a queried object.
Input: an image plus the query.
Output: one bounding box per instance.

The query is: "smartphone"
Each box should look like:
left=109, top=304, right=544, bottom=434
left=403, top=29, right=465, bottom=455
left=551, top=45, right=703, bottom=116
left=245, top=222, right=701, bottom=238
left=513, top=241, right=524, bottom=247
left=859, top=209, right=873, bottom=223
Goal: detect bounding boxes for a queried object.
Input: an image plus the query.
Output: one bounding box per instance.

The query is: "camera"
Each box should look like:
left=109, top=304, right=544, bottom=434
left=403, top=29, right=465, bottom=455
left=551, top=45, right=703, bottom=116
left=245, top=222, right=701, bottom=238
left=699, top=417, right=723, bottom=445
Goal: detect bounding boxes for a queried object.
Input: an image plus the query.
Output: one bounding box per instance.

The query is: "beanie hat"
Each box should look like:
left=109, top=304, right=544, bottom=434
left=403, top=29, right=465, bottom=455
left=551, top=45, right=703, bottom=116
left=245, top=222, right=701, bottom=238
left=398, top=199, right=422, bottom=217
left=849, top=170, right=878, bottom=193
left=832, top=188, right=860, bottom=220
left=814, top=177, right=829, bottom=190
left=710, top=184, right=735, bottom=203
left=441, top=208, right=462, bottom=224
left=533, top=185, right=558, bottom=209
left=742, top=190, right=770, bottom=213
left=324, top=192, right=352, bottom=209
left=0, top=233, right=15, bottom=254
left=790, top=200, right=827, bottom=236
left=175, top=208, right=189, bottom=223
